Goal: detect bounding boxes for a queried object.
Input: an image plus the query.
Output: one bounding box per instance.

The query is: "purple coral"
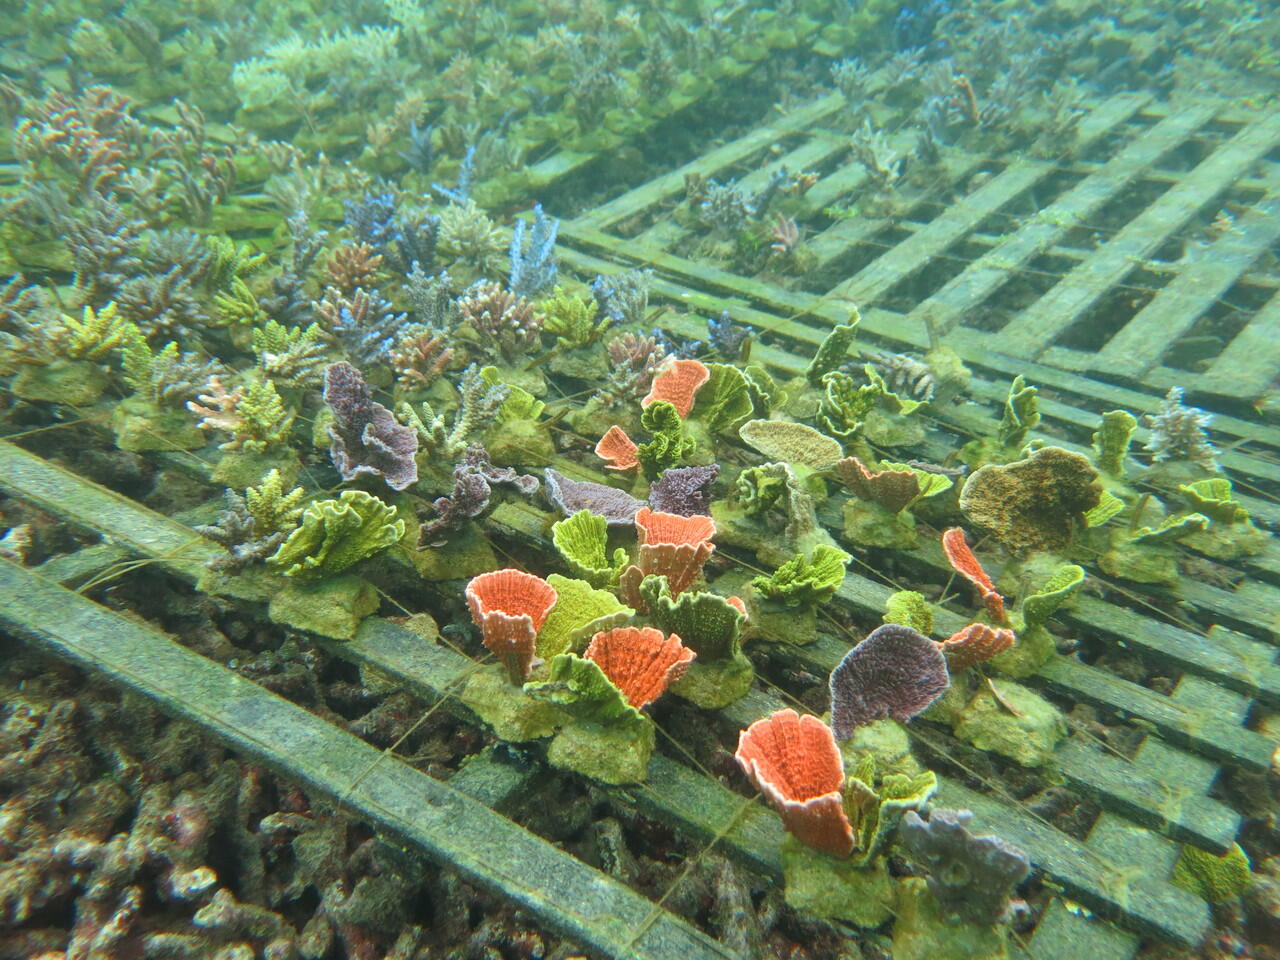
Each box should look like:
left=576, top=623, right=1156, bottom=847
left=648, top=464, right=719, bottom=517
left=900, top=808, right=1030, bottom=924
left=419, top=445, right=538, bottom=546
left=323, top=362, right=419, bottom=491
left=544, top=468, right=646, bottom=526
left=828, top=623, right=949, bottom=738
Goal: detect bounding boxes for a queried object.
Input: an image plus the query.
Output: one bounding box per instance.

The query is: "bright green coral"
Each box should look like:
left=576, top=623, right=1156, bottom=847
left=267, top=490, right=405, bottom=580
left=817, top=370, right=881, bottom=441
left=842, top=753, right=937, bottom=866
left=524, top=652, right=654, bottom=784
left=57, top=302, right=137, bottom=361
left=536, top=574, right=632, bottom=659
left=883, top=590, right=934, bottom=634
left=539, top=286, right=608, bottom=349
left=1178, top=478, right=1248, bottom=525
left=636, top=400, right=696, bottom=479
left=693, top=363, right=753, bottom=435
left=805, top=314, right=859, bottom=385
left=751, top=545, right=850, bottom=611
left=551, top=510, right=627, bottom=587
left=213, top=277, right=267, bottom=327
left=1092, top=410, right=1137, bottom=477
left=998, top=375, right=1040, bottom=449
left=1019, top=563, right=1084, bottom=634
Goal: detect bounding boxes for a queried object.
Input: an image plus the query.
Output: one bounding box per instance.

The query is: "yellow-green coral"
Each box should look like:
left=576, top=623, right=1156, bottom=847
left=245, top=469, right=306, bottom=537
left=539, top=286, right=608, bottom=349
left=267, top=490, right=404, bottom=580
left=551, top=510, right=626, bottom=587
left=883, top=590, right=934, bottom=634
left=1171, top=843, right=1251, bottom=903
left=213, top=277, right=267, bottom=327
left=752, top=545, right=851, bottom=610
left=60, top=302, right=137, bottom=361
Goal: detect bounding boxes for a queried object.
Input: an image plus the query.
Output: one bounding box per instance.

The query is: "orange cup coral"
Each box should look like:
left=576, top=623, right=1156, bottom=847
left=642, top=359, right=710, bottom=418
left=735, top=708, right=854, bottom=858
left=584, top=626, right=695, bottom=709
left=633, top=506, right=716, bottom=596
left=595, top=425, right=640, bottom=472
left=465, top=569, right=558, bottom=683
left=939, top=622, right=1016, bottom=671
left=941, top=527, right=1006, bottom=622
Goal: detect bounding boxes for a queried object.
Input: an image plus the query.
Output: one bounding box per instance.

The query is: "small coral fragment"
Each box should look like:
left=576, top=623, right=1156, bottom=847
left=939, top=623, right=1016, bottom=672
left=735, top=708, right=854, bottom=858
left=739, top=419, right=844, bottom=472
left=648, top=464, right=719, bottom=517
left=1171, top=842, right=1252, bottom=904
left=323, top=361, right=419, bottom=491
left=544, top=468, right=645, bottom=526
left=941, top=528, right=1006, bottom=622
left=595, top=425, right=640, bottom=472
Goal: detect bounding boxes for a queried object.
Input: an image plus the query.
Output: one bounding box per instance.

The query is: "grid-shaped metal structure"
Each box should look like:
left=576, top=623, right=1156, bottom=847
left=2, top=90, right=1278, bottom=960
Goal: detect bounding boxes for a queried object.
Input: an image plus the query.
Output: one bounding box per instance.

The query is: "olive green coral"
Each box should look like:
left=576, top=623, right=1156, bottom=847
left=960, top=447, right=1102, bottom=554
left=245, top=469, right=306, bottom=537
left=267, top=490, right=405, bottom=580
left=1172, top=843, right=1251, bottom=903
left=636, top=400, right=696, bottom=479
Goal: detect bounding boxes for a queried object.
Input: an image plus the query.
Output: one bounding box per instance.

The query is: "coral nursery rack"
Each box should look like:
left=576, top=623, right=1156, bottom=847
left=3, top=89, right=1279, bottom=959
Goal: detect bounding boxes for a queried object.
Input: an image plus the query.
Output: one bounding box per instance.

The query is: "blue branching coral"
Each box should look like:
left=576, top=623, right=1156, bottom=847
left=508, top=204, right=559, bottom=299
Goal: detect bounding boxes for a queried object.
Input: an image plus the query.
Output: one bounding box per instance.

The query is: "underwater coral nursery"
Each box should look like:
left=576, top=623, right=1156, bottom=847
left=2, top=0, right=1280, bottom=958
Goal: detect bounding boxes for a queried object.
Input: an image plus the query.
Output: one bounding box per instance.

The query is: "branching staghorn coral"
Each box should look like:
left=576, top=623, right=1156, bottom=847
left=456, top=280, right=542, bottom=365
left=390, top=325, right=454, bottom=390
left=437, top=201, right=505, bottom=278
left=120, top=336, right=223, bottom=407
left=252, top=319, right=328, bottom=388
left=0, top=301, right=133, bottom=368
left=600, top=332, right=668, bottom=407
left=1143, top=386, right=1219, bottom=470
left=315, top=286, right=406, bottom=368
left=188, top=374, right=296, bottom=453
left=508, top=203, right=559, bottom=299
left=398, top=363, right=509, bottom=461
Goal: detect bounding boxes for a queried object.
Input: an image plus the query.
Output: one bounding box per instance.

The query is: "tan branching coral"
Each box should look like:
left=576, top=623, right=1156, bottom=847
left=326, top=242, right=383, bottom=292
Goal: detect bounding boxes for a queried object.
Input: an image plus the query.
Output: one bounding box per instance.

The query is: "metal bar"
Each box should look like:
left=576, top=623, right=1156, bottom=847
left=0, top=559, right=742, bottom=960
left=908, top=103, right=1217, bottom=335
left=997, top=108, right=1280, bottom=357
left=1091, top=188, right=1280, bottom=375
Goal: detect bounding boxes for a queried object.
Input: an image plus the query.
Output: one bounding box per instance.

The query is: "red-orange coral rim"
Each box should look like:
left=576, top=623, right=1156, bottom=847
left=465, top=569, right=558, bottom=629
left=595, top=425, right=640, bottom=471
left=634, top=506, right=716, bottom=547
left=735, top=708, right=853, bottom=858
left=642, top=358, right=710, bottom=418
left=940, top=622, right=1016, bottom=671
left=941, top=527, right=1006, bottom=622
left=585, top=626, right=695, bottom=709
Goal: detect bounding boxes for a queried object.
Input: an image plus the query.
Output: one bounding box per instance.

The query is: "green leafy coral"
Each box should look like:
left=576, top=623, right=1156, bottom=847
left=267, top=490, right=405, bottom=580
left=551, top=510, right=627, bottom=588
left=805, top=314, right=859, bottom=385
left=752, top=545, right=851, bottom=611
left=635, top=400, right=696, bottom=479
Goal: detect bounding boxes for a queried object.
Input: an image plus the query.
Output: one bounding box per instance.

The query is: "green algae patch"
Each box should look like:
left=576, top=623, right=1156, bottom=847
left=267, top=573, right=380, bottom=640
left=953, top=679, right=1066, bottom=767
left=410, top=524, right=498, bottom=582
left=891, top=877, right=1010, bottom=960
left=460, top=663, right=566, bottom=743
left=1172, top=842, right=1252, bottom=903
left=781, top=834, right=895, bottom=927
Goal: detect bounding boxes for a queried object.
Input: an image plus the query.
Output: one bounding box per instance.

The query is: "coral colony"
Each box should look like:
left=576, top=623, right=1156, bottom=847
left=0, top=0, right=1275, bottom=957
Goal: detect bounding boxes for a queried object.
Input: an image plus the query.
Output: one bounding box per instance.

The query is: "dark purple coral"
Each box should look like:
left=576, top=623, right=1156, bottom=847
left=900, top=808, right=1030, bottom=924
left=648, top=464, right=719, bottom=517
left=544, top=468, right=645, bottom=526
left=324, top=362, right=419, bottom=491
left=829, top=623, right=949, bottom=738
left=419, top=445, right=538, bottom=546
